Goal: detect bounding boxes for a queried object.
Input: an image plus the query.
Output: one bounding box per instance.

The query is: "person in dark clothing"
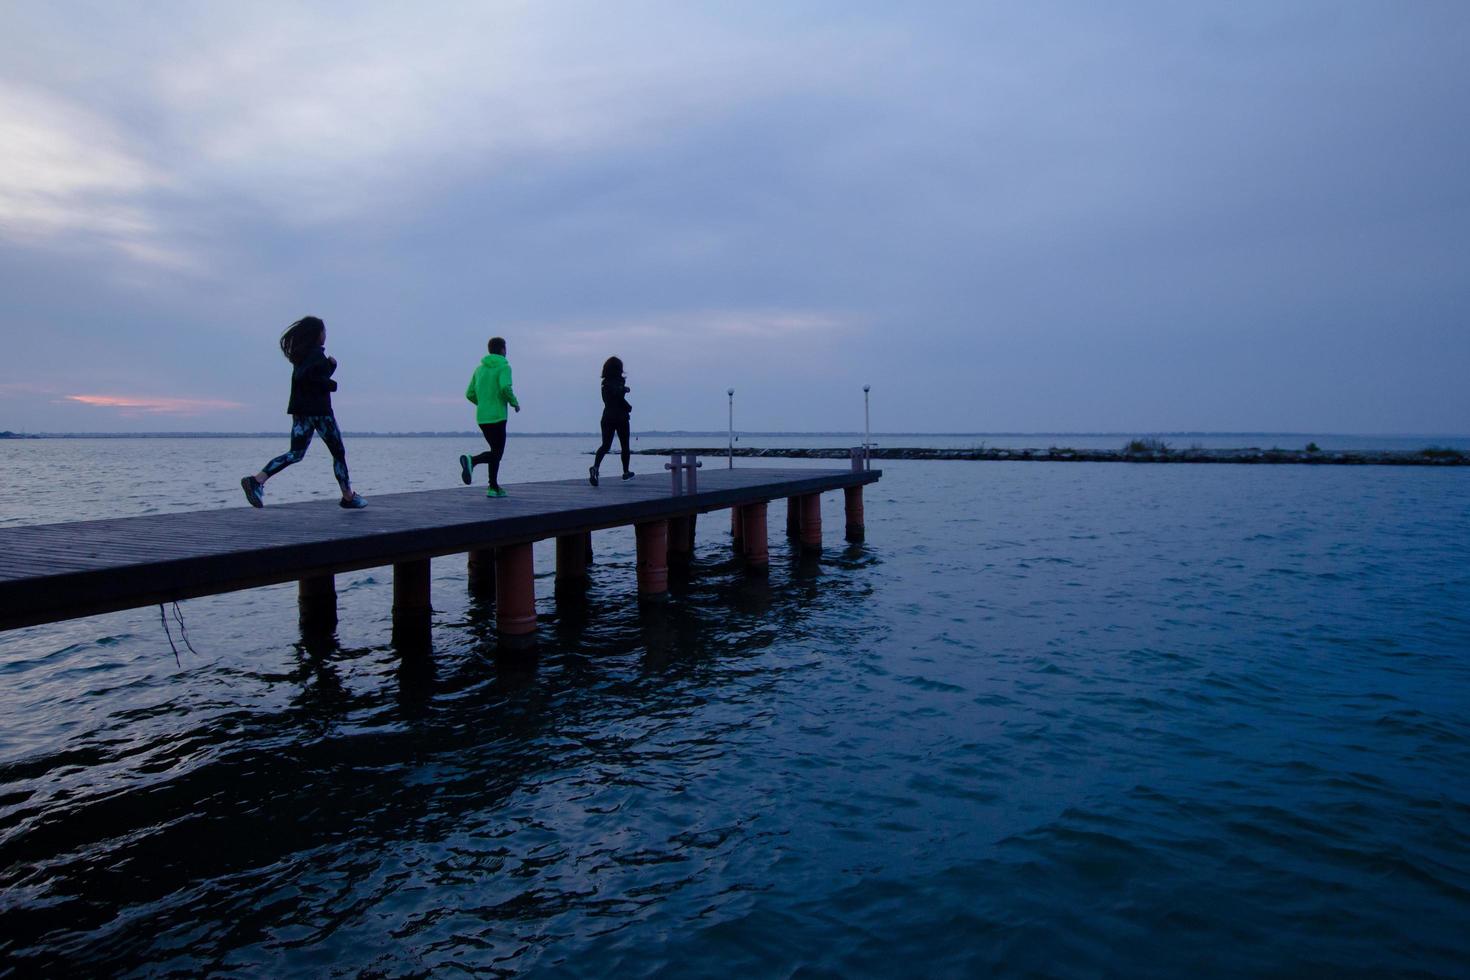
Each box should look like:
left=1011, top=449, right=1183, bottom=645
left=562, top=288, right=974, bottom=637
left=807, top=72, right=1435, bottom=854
left=589, top=356, right=633, bottom=486
left=240, top=316, right=366, bottom=509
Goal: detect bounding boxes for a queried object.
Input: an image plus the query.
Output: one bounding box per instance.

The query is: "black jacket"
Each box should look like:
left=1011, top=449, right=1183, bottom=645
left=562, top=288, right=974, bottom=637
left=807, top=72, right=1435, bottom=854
left=601, top=376, right=632, bottom=421
left=287, top=347, right=338, bottom=416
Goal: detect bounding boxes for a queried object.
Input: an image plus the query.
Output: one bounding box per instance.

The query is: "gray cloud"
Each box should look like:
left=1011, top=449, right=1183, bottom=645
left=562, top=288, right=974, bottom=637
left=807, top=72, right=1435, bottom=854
left=1, top=1, right=1466, bottom=434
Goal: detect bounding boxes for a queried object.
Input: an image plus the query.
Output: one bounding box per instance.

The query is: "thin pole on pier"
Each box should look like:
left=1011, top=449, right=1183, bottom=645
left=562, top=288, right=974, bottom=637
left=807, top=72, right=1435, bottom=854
left=727, top=388, right=735, bottom=469
left=863, top=384, right=871, bottom=471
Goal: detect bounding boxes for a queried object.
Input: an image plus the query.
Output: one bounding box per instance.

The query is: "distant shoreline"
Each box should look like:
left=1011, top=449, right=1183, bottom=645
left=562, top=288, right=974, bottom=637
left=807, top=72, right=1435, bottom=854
left=636, top=446, right=1470, bottom=466
left=3, top=430, right=1467, bottom=441
left=0, top=430, right=599, bottom=439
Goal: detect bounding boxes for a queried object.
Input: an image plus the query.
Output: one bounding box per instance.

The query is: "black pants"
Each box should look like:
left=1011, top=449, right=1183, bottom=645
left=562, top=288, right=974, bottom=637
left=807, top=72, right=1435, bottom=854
left=594, top=414, right=630, bottom=473
left=471, top=421, right=507, bottom=488
left=262, top=415, right=350, bottom=494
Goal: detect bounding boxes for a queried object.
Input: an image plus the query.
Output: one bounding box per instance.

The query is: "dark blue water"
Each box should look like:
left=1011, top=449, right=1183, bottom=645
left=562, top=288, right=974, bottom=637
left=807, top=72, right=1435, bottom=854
left=1, top=438, right=1468, bottom=976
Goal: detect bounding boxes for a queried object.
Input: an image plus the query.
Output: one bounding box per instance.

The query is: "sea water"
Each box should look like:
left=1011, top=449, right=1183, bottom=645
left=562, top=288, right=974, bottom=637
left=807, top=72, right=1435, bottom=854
left=0, top=436, right=1467, bottom=976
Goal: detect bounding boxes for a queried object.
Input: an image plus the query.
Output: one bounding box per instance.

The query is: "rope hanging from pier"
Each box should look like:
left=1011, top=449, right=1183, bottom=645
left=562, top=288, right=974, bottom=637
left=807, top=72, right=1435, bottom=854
left=158, top=601, right=200, bottom=666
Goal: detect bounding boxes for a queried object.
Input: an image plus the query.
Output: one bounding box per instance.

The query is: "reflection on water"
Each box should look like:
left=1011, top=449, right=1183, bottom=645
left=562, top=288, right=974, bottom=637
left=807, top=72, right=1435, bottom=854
left=0, top=439, right=1467, bottom=975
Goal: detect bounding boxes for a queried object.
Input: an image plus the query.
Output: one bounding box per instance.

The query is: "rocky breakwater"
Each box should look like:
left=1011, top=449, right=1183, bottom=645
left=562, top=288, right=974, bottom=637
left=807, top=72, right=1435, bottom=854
left=636, top=444, right=1469, bottom=466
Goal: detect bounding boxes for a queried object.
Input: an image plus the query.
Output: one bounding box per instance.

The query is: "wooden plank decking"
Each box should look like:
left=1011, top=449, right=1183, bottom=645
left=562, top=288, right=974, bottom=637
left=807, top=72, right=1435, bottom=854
left=0, top=467, right=880, bottom=631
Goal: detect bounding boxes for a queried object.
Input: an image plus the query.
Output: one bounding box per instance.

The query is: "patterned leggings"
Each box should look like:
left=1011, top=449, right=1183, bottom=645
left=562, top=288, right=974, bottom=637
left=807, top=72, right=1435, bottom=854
left=262, top=415, right=350, bottom=494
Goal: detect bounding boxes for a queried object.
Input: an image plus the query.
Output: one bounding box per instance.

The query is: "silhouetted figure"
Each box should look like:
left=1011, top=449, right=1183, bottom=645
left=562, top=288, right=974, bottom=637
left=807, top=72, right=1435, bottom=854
left=589, top=356, right=633, bottom=486
left=459, top=336, right=520, bottom=497
left=241, top=316, right=365, bottom=509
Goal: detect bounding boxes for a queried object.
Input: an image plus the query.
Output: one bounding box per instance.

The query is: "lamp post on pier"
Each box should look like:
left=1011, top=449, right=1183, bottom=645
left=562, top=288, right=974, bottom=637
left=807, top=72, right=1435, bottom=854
left=863, top=384, right=871, bottom=470
left=727, top=388, right=735, bottom=469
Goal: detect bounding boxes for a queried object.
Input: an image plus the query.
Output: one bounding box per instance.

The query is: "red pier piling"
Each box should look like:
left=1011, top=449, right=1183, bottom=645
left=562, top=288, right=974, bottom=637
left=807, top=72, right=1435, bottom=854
left=844, top=485, right=865, bottom=543
left=494, top=542, right=537, bottom=644
left=800, top=494, right=822, bottom=552
left=740, top=501, right=769, bottom=569
left=669, top=514, right=696, bottom=566
left=636, top=520, right=670, bottom=599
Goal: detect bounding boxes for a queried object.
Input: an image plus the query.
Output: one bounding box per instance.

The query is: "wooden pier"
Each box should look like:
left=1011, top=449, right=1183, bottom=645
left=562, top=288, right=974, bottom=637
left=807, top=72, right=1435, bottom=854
left=0, top=465, right=880, bottom=642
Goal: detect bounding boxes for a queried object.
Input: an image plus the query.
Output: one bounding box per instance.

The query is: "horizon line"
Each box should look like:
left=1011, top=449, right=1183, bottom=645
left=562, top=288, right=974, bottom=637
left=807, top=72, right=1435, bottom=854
left=4, top=430, right=1469, bottom=439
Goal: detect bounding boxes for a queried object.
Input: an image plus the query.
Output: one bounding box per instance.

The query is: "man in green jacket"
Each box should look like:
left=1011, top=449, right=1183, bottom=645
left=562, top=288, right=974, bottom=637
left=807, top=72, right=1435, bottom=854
left=459, top=336, right=521, bottom=497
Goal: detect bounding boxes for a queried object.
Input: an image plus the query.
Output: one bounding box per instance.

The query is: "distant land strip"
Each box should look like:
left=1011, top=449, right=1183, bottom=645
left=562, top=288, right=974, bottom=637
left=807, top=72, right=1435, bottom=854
left=637, top=446, right=1469, bottom=466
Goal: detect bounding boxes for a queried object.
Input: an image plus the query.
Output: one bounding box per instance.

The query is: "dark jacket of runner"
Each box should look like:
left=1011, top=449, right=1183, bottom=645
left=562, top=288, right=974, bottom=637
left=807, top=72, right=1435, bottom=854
left=601, top=376, right=632, bottom=422
left=287, top=346, right=338, bottom=416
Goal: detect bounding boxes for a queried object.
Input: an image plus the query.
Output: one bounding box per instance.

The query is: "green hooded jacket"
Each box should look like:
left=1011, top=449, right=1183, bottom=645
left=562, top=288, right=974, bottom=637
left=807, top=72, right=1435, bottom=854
left=466, top=354, right=520, bottom=424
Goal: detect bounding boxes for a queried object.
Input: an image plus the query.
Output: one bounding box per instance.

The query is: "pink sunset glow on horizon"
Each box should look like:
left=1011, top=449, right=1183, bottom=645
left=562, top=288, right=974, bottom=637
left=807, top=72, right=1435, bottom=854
left=64, top=394, right=245, bottom=417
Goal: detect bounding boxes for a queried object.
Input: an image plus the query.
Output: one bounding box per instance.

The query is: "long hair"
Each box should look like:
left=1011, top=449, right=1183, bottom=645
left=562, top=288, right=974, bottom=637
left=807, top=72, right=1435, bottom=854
left=280, top=316, right=325, bottom=365
left=601, top=356, right=624, bottom=381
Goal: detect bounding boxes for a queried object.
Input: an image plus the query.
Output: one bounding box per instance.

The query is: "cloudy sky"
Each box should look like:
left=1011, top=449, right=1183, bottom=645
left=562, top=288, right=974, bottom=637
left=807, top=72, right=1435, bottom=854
left=1, top=2, right=1466, bottom=434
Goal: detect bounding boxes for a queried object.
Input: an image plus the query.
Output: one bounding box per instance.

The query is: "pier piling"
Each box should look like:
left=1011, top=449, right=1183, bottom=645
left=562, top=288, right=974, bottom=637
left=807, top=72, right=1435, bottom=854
left=668, top=514, right=696, bottom=566
left=636, top=520, right=670, bottom=599
left=467, top=548, right=496, bottom=596
left=740, top=502, right=769, bottom=569
left=393, top=560, right=431, bottom=618
left=298, top=574, right=337, bottom=631
left=555, top=534, right=588, bottom=590
left=494, top=543, right=537, bottom=646
left=844, top=486, right=865, bottom=543
left=392, top=560, right=432, bottom=651
left=800, top=494, right=823, bottom=552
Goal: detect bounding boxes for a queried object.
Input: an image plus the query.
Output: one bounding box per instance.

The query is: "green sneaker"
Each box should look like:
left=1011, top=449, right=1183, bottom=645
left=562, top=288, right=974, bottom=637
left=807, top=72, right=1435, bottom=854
left=486, top=487, right=507, bottom=498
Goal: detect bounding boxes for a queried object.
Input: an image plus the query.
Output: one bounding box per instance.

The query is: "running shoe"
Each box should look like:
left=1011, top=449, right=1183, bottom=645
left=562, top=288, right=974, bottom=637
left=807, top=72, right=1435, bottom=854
left=459, top=454, right=474, bottom=485
left=340, top=493, right=368, bottom=509
left=588, top=465, right=599, bottom=487
left=241, top=475, right=264, bottom=508
left=486, top=487, right=508, bottom=498
left=622, top=471, right=635, bottom=481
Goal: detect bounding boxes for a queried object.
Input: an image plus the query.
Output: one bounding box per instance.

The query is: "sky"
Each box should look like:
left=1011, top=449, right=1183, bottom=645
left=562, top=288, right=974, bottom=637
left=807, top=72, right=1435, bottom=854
left=1, top=1, right=1467, bottom=434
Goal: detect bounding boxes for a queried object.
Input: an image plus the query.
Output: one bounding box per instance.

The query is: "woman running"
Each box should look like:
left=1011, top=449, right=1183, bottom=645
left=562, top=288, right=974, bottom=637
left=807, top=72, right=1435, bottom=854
left=589, top=356, right=633, bottom=486
left=240, top=316, right=366, bottom=509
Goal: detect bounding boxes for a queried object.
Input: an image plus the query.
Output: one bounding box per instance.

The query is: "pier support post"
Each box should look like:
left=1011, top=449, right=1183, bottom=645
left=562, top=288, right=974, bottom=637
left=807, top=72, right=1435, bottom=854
left=786, top=496, right=801, bottom=538
left=585, top=531, right=594, bottom=565
left=298, top=574, right=337, bottom=632
left=467, top=548, right=496, bottom=596
left=668, top=514, right=696, bottom=566
left=800, top=494, right=823, bottom=552
left=393, top=560, right=431, bottom=618
left=844, top=485, right=865, bottom=543
left=740, top=501, right=768, bottom=570
left=556, top=534, right=588, bottom=590
left=392, top=559, right=432, bottom=653
left=636, top=520, right=670, bottom=599
left=730, top=507, right=744, bottom=556
left=494, top=542, right=537, bottom=646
